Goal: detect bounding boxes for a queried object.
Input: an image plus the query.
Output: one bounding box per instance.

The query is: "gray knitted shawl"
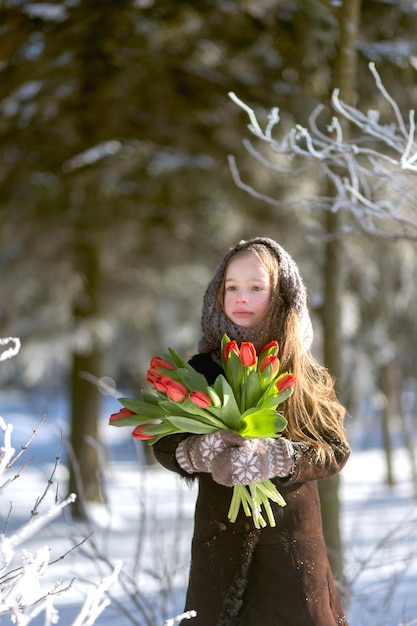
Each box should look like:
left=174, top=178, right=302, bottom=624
left=198, top=237, right=313, bottom=360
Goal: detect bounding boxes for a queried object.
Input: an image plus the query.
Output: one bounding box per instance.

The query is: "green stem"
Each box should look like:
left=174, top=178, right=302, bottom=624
left=227, top=480, right=286, bottom=528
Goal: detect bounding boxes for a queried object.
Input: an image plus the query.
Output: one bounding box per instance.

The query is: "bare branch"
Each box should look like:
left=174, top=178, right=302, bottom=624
left=228, top=64, right=417, bottom=241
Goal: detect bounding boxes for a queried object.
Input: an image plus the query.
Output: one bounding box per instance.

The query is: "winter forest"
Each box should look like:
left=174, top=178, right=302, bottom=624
left=1, top=0, right=417, bottom=624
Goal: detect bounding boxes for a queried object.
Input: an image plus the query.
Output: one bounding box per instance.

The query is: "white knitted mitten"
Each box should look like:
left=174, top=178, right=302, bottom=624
left=176, top=430, right=246, bottom=474
left=211, top=437, right=294, bottom=487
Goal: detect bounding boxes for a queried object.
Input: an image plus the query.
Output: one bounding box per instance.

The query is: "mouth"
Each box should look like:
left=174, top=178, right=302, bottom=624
left=233, top=310, right=252, bottom=317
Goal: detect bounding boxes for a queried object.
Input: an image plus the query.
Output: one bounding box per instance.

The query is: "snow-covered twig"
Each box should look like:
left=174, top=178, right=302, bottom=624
left=30, top=430, right=62, bottom=519
left=0, top=417, right=14, bottom=480
left=1, top=374, right=121, bottom=626
left=163, top=610, right=197, bottom=625
left=228, top=64, right=417, bottom=240
left=72, top=560, right=123, bottom=626
left=1, top=339, right=120, bottom=624
left=1, top=493, right=77, bottom=568
left=0, top=417, right=46, bottom=491
left=0, top=337, right=21, bottom=362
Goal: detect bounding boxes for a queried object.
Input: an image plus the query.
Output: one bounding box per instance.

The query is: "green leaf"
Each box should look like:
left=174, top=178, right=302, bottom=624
left=142, top=422, right=181, bottom=436
left=110, top=413, right=161, bottom=428
left=273, top=412, right=287, bottom=432
left=158, top=400, right=196, bottom=418
left=156, top=398, right=226, bottom=429
left=167, top=347, right=190, bottom=369
left=146, top=426, right=184, bottom=444
left=175, top=398, right=227, bottom=428
left=176, top=366, right=210, bottom=393
left=275, top=387, right=294, bottom=405
left=238, top=408, right=287, bottom=438
left=256, top=392, right=280, bottom=410
left=215, top=375, right=242, bottom=431
left=166, top=416, right=218, bottom=434
left=119, top=398, right=166, bottom=419
left=242, top=369, right=261, bottom=412
left=256, top=386, right=293, bottom=409
left=212, top=374, right=226, bottom=398
left=138, top=390, right=160, bottom=405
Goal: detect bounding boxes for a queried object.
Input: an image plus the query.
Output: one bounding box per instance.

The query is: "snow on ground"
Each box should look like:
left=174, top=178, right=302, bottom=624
left=341, top=447, right=417, bottom=626
left=1, top=389, right=417, bottom=626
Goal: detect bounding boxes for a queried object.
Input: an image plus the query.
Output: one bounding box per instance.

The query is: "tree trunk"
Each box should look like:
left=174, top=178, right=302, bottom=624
left=379, top=379, right=395, bottom=487
left=321, top=209, right=346, bottom=585
left=319, top=0, right=362, bottom=599
left=68, top=221, right=103, bottom=517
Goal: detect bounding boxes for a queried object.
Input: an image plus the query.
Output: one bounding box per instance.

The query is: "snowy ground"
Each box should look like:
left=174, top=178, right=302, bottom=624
left=1, top=389, right=417, bottom=626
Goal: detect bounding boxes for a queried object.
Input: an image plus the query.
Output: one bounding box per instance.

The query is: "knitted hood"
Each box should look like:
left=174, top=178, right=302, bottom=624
left=198, top=237, right=313, bottom=358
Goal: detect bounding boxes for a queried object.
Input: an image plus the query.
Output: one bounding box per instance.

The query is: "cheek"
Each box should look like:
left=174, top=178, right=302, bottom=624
left=258, top=293, right=271, bottom=314
left=223, top=293, right=232, bottom=313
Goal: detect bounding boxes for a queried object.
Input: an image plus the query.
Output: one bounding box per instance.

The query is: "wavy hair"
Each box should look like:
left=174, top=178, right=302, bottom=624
left=278, top=312, right=349, bottom=464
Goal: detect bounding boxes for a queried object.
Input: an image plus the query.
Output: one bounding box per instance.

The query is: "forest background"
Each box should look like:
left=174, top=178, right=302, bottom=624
left=1, top=0, right=417, bottom=608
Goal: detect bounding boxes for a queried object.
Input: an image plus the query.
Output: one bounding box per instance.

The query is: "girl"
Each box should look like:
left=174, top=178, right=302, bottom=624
left=153, top=237, right=350, bottom=626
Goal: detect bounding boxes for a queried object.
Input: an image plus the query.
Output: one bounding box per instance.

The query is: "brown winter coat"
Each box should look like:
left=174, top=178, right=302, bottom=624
left=153, top=353, right=350, bottom=626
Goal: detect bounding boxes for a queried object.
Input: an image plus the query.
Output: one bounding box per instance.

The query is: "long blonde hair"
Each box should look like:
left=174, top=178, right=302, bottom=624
left=280, top=313, right=349, bottom=464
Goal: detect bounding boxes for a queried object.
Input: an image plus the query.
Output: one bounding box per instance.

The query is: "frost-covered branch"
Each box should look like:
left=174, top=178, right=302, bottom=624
left=0, top=417, right=122, bottom=626
left=30, top=430, right=63, bottom=519
left=0, top=417, right=46, bottom=491
left=1, top=493, right=77, bottom=566
left=71, top=560, right=123, bottom=626
left=0, top=337, right=21, bottom=363
left=0, top=417, right=14, bottom=479
left=228, top=63, right=417, bottom=240
left=163, top=610, right=197, bottom=625
left=0, top=338, right=123, bottom=624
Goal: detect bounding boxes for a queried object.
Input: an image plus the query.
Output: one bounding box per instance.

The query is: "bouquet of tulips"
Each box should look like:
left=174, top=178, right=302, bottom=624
left=109, top=334, right=296, bottom=528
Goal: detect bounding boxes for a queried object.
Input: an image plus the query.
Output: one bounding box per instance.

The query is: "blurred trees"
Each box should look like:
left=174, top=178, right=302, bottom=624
left=0, top=0, right=416, bottom=572
left=0, top=0, right=347, bottom=514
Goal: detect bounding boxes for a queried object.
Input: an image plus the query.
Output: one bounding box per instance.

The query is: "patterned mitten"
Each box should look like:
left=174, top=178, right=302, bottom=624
left=175, top=430, right=246, bottom=474
left=211, top=437, right=294, bottom=487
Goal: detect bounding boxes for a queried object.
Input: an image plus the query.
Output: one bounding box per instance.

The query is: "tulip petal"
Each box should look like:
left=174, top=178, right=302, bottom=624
left=132, top=424, right=156, bottom=441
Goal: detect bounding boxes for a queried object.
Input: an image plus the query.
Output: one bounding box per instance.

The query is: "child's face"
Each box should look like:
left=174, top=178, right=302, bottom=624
left=223, top=251, right=271, bottom=328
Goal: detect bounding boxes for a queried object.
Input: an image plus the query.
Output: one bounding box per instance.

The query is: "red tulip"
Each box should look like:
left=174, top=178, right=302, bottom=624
left=109, top=407, right=135, bottom=424
left=260, top=354, right=279, bottom=377
left=224, top=340, right=239, bottom=362
left=132, top=424, right=155, bottom=441
left=146, top=367, right=160, bottom=384
left=260, top=341, right=279, bottom=355
left=190, top=390, right=213, bottom=409
left=276, top=374, right=296, bottom=393
left=150, top=356, right=174, bottom=370
left=164, top=379, right=189, bottom=402
left=239, top=342, right=257, bottom=367
left=152, top=375, right=171, bottom=393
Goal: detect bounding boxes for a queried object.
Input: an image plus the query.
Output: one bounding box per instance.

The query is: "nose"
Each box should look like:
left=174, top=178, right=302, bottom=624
left=235, top=289, right=249, bottom=303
